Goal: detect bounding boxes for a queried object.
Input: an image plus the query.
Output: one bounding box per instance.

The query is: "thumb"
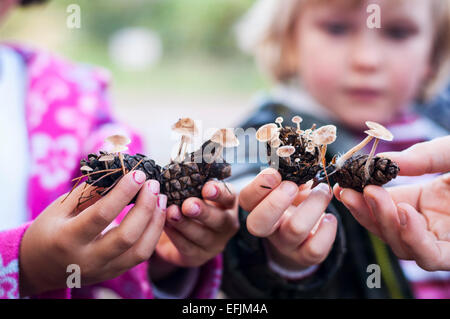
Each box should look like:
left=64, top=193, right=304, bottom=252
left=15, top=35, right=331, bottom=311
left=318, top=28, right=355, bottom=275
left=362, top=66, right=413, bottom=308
left=378, top=136, right=450, bottom=176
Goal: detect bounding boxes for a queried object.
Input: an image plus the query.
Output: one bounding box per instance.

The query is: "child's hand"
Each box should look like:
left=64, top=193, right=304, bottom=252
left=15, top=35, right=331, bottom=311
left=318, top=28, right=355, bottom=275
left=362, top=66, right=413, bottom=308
left=155, top=181, right=239, bottom=268
left=20, top=170, right=166, bottom=297
left=335, top=176, right=450, bottom=271
left=239, top=168, right=337, bottom=270
left=335, top=137, right=450, bottom=271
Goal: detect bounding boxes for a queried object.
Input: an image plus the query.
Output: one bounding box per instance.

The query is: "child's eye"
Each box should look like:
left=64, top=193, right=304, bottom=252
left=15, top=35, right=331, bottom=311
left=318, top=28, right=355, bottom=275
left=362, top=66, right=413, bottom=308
left=384, top=25, right=417, bottom=40
left=322, top=22, right=351, bottom=36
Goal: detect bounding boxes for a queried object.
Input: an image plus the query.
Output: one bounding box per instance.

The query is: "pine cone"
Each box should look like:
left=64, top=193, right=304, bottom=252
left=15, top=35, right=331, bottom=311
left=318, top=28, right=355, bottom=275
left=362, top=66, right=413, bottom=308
left=334, top=154, right=399, bottom=192
left=267, top=126, right=321, bottom=185
left=161, top=140, right=231, bottom=206
left=80, top=152, right=162, bottom=203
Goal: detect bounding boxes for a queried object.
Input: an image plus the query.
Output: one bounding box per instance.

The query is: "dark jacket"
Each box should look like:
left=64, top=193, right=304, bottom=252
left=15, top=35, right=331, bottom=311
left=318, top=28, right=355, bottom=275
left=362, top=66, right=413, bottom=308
left=221, top=100, right=448, bottom=299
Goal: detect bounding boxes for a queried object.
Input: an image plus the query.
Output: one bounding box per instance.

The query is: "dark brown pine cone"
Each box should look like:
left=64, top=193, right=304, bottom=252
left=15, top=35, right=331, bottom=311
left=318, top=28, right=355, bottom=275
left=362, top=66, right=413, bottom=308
left=80, top=152, right=162, bottom=203
left=334, top=154, right=399, bottom=192
left=161, top=140, right=231, bottom=206
left=267, top=126, right=321, bottom=185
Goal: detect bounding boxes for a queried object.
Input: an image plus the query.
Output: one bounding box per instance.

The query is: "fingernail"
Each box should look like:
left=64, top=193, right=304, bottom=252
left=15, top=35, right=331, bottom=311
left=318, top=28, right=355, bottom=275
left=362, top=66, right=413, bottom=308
left=280, top=181, right=298, bottom=197
left=397, top=207, right=407, bottom=226
left=170, top=207, right=182, bottom=221
left=133, top=170, right=146, bottom=184
left=148, top=179, right=160, bottom=195
left=205, top=185, right=218, bottom=199
left=366, top=196, right=377, bottom=212
left=315, top=183, right=331, bottom=195
left=339, top=189, right=345, bottom=201
left=261, top=170, right=278, bottom=188
left=188, top=202, right=201, bottom=216
left=323, top=214, right=335, bottom=223
left=157, top=194, right=167, bottom=211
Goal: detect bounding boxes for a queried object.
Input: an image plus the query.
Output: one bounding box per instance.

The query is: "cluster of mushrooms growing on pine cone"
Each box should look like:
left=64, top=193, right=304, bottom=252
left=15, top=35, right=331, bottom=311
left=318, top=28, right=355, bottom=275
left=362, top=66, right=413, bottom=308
left=256, top=117, right=399, bottom=192
left=70, top=118, right=238, bottom=210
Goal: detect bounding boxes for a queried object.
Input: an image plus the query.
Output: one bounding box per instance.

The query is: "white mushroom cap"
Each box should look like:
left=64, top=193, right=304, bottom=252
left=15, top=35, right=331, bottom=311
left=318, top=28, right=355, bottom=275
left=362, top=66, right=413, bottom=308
left=110, top=145, right=128, bottom=153
left=98, top=154, right=115, bottom=162
left=210, top=128, right=239, bottom=147
left=276, top=145, right=295, bottom=157
left=256, top=123, right=279, bottom=142
left=106, top=134, right=131, bottom=147
left=364, top=121, right=394, bottom=141
left=292, top=116, right=303, bottom=124
left=105, top=134, right=131, bottom=153
left=312, top=125, right=337, bottom=145
left=275, top=117, right=284, bottom=125
left=80, top=165, right=93, bottom=172
left=306, top=144, right=315, bottom=153
left=172, top=118, right=198, bottom=136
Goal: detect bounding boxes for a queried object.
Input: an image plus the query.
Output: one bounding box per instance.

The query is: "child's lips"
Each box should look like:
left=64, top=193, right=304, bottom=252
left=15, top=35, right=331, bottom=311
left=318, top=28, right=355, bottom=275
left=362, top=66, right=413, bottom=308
left=344, top=87, right=383, bottom=101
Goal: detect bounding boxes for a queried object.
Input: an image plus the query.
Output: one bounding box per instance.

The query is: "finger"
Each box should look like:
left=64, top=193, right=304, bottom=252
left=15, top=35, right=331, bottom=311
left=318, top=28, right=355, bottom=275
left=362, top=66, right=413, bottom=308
left=71, top=170, right=147, bottom=243
left=239, top=168, right=282, bottom=212
left=166, top=205, right=216, bottom=248
left=339, top=187, right=384, bottom=238
left=364, top=186, right=410, bottom=258
left=180, top=197, right=237, bottom=232
left=202, top=181, right=236, bottom=209
left=378, top=136, right=450, bottom=176
left=292, top=180, right=313, bottom=206
left=247, top=181, right=299, bottom=237
left=333, top=184, right=343, bottom=201
left=107, top=194, right=167, bottom=271
left=277, top=183, right=332, bottom=247
left=295, top=214, right=337, bottom=267
left=57, top=182, right=101, bottom=214
left=93, top=180, right=159, bottom=261
left=397, top=203, right=450, bottom=271
left=162, top=225, right=208, bottom=267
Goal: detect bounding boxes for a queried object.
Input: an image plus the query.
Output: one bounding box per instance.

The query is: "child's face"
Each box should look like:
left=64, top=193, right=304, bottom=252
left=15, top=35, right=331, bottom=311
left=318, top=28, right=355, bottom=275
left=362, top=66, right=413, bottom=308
left=295, top=0, right=435, bottom=129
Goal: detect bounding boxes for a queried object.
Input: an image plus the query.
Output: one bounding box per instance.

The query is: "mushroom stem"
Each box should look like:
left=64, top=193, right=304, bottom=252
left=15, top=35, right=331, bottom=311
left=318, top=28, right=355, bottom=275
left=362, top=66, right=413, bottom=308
left=320, top=145, right=331, bottom=190
left=213, top=144, right=224, bottom=162
left=336, top=135, right=374, bottom=168
left=176, top=135, right=187, bottom=162
left=363, top=138, right=380, bottom=181
left=119, top=152, right=126, bottom=175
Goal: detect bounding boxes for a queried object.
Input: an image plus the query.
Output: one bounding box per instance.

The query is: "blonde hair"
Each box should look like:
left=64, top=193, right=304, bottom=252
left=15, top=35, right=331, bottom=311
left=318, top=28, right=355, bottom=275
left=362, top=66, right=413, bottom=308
left=236, top=0, right=450, bottom=100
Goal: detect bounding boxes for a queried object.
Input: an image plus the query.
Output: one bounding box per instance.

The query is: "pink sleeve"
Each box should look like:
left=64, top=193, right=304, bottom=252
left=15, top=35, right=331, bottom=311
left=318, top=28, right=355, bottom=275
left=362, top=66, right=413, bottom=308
left=0, top=223, right=30, bottom=299
left=0, top=223, right=71, bottom=299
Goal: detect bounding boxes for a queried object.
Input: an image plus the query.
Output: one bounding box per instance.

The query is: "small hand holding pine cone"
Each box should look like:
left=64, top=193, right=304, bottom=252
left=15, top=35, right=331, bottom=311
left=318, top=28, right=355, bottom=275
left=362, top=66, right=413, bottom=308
left=257, top=118, right=399, bottom=192
left=72, top=118, right=239, bottom=209
left=256, top=116, right=336, bottom=186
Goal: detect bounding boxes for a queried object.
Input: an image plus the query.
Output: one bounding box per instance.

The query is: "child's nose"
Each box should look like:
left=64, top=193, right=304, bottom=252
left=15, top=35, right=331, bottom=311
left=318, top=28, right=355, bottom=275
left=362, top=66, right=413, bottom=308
left=350, top=32, right=382, bottom=72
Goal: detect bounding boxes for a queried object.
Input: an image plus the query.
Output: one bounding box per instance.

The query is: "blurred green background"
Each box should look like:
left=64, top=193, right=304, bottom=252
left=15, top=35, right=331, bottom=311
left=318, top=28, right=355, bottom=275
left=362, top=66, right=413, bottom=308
left=0, top=0, right=267, bottom=162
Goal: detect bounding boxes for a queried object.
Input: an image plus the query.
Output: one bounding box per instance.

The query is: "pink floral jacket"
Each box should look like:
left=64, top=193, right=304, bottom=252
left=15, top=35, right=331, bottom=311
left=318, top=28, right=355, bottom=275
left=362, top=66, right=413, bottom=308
left=0, top=45, right=221, bottom=299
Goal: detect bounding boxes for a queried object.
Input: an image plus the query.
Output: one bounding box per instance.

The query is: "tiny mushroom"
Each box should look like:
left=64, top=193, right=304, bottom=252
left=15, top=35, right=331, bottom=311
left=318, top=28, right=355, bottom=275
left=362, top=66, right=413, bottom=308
left=362, top=121, right=394, bottom=180
left=210, top=128, right=239, bottom=161
left=172, top=118, right=198, bottom=162
left=292, top=115, right=303, bottom=131
left=105, top=134, right=131, bottom=175
left=80, top=165, right=93, bottom=172
left=312, top=125, right=337, bottom=165
left=256, top=123, right=279, bottom=143
left=336, top=121, right=394, bottom=171
left=312, top=125, right=337, bottom=187
left=276, top=145, right=295, bottom=165
left=275, top=117, right=284, bottom=129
